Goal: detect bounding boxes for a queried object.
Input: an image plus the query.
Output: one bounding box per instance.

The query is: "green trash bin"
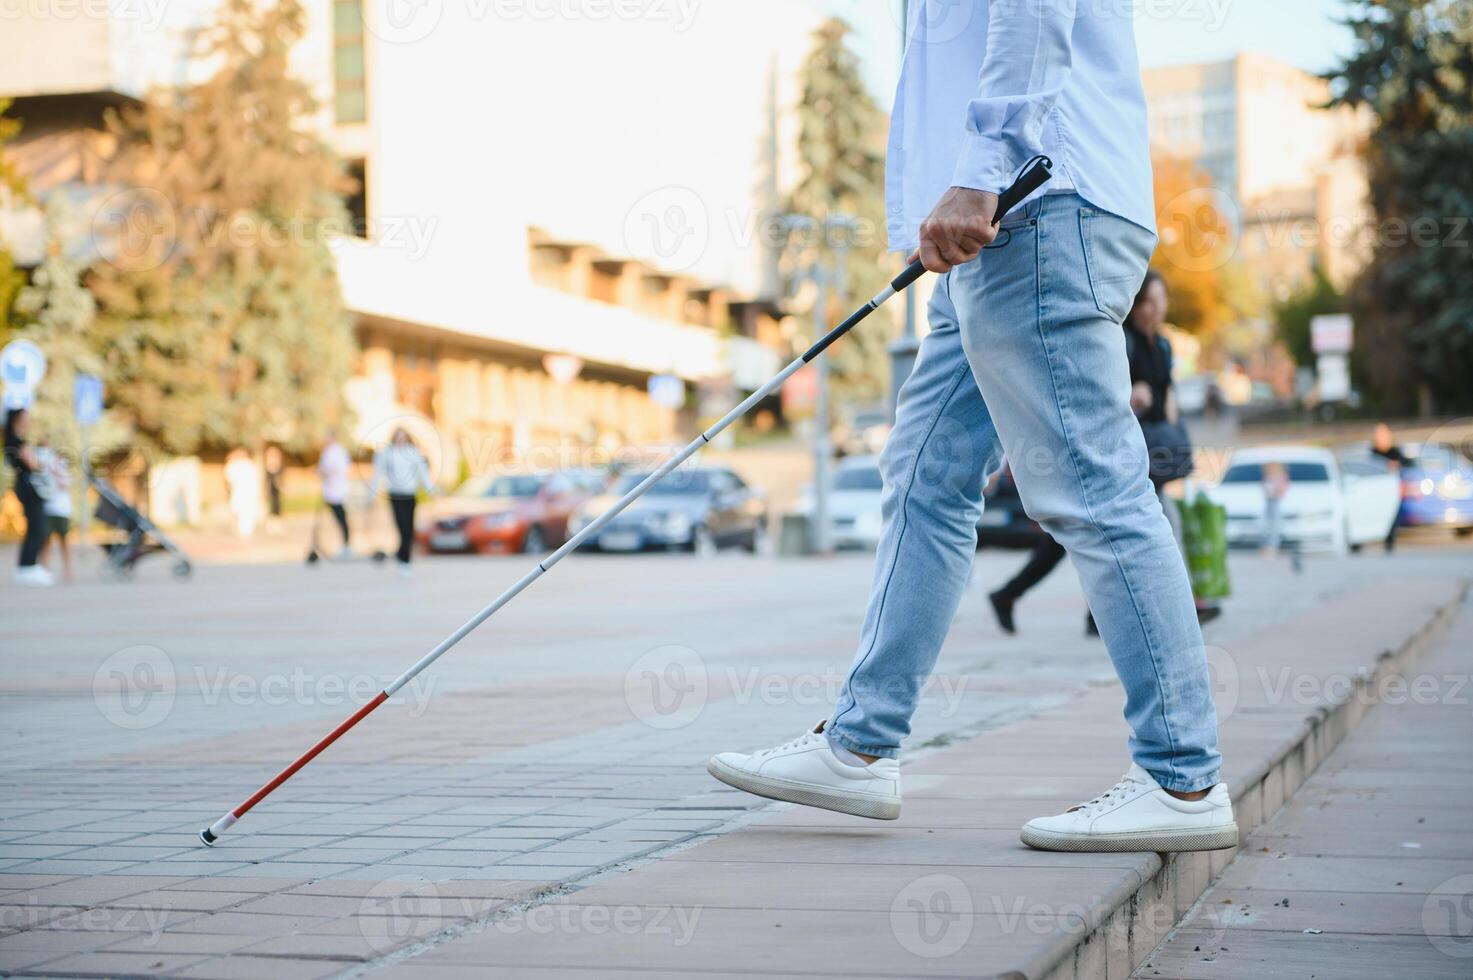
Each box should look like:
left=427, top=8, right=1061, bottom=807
left=1178, top=492, right=1231, bottom=602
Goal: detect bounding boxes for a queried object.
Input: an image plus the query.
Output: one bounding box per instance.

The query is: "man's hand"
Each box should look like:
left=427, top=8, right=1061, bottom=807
left=908, top=187, right=1001, bottom=274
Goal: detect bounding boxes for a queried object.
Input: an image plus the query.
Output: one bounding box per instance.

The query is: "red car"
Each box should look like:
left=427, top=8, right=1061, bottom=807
left=415, top=471, right=605, bottom=555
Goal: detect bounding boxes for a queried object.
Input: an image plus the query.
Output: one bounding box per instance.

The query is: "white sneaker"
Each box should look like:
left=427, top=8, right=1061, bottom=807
left=13, top=565, right=56, bottom=588
left=707, top=722, right=901, bottom=820
left=1021, top=764, right=1238, bottom=852
left=396, top=562, right=414, bottom=579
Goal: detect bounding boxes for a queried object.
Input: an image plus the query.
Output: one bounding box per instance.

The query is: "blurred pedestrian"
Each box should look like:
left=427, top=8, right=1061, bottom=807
left=1261, top=460, right=1290, bottom=557
left=1125, top=271, right=1220, bottom=626
left=263, top=444, right=285, bottom=534
left=984, top=463, right=1075, bottom=635
left=4, top=408, right=53, bottom=587
left=36, top=444, right=74, bottom=583
left=371, top=428, right=432, bottom=578
left=318, top=429, right=352, bottom=557
left=1371, top=423, right=1405, bottom=553
left=224, top=448, right=261, bottom=538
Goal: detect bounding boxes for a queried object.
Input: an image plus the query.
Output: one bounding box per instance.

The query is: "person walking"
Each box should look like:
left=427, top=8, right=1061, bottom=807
left=224, top=449, right=261, bottom=538
left=263, top=445, right=285, bottom=535
left=370, top=428, right=432, bottom=578
left=710, top=1, right=1235, bottom=853
left=1123, top=271, right=1221, bottom=625
left=1371, top=423, right=1405, bottom=553
left=318, top=430, right=353, bottom=557
left=36, top=443, right=74, bottom=583
left=4, top=408, right=54, bottom=587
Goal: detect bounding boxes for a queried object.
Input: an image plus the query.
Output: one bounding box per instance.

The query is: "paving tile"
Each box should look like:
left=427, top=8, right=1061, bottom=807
left=164, top=911, right=339, bottom=936
left=152, top=953, right=346, bottom=979
left=1139, top=928, right=1469, bottom=979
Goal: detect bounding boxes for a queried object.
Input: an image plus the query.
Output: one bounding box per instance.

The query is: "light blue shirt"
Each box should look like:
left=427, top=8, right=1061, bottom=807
left=886, top=0, right=1156, bottom=251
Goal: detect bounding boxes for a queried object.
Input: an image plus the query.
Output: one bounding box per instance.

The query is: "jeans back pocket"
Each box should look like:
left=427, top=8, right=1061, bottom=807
left=1079, top=209, right=1156, bottom=323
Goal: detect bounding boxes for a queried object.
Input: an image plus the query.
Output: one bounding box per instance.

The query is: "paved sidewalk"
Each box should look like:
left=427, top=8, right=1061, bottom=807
left=1134, top=595, right=1473, bottom=979
left=0, top=548, right=1466, bottom=978
left=362, top=576, right=1464, bottom=979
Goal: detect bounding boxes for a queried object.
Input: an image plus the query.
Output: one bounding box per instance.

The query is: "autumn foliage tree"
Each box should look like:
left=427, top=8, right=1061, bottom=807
left=90, top=0, right=356, bottom=458
left=1149, top=153, right=1237, bottom=341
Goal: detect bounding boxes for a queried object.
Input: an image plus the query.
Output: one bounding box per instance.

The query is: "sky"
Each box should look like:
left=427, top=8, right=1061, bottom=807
left=803, top=0, right=1357, bottom=103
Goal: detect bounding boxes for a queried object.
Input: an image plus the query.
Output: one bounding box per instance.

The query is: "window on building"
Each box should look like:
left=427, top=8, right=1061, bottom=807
left=334, top=0, right=366, bottom=124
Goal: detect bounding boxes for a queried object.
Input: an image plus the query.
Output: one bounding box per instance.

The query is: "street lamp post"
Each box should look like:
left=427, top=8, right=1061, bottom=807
left=810, top=268, right=833, bottom=555
left=775, top=212, right=858, bottom=555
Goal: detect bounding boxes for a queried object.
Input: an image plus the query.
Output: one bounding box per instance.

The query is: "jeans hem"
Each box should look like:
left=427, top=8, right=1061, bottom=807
left=826, top=725, right=899, bottom=761
left=1152, top=770, right=1220, bottom=794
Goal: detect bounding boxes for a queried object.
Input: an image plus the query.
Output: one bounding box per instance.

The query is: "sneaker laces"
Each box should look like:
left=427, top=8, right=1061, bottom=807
left=1071, top=770, right=1150, bottom=818
left=754, top=731, right=821, bottom=759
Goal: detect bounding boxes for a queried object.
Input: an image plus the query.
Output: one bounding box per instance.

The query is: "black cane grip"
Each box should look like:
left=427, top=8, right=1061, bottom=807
left=890, top=156, right=1053, bottom=293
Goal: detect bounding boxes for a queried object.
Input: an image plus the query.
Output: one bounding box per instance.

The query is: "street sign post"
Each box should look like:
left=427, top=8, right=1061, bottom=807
left=1310, top=315, right=1354, bottom=405
left=1, top=339, right=47, bottom=410
left=73, top=373, right=105, bottom=539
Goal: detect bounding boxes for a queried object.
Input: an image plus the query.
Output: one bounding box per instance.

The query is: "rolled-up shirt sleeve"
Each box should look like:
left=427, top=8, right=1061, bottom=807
left=951, top=0, right=1076, bottom=193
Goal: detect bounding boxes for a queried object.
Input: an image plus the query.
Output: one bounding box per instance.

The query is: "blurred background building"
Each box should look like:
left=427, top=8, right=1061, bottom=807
left=0, top=0, right=812, bottom=496
left=1143, top=53, right=1373, bottom=303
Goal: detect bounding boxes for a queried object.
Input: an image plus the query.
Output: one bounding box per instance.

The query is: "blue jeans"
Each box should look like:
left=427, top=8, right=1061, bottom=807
left=828, top=193, right=1221, bottom=793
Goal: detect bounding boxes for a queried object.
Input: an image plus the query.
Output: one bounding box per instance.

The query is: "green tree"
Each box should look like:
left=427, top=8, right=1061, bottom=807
left=11, top=203, right=128, bottom=462
left=1327, top=0, right=1473, bottom=413
left=91, top=0, right=356, bottom=457
left=1274, top=266, right=1345, bottom=368
left=785, top=17, right=893, bottom=406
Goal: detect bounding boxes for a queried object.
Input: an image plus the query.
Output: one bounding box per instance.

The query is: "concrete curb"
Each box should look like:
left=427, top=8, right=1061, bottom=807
left=1030, top=583, right=1469, bottom=980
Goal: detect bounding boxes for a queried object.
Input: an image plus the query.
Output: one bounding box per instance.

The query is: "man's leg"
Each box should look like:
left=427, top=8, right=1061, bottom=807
left=824, top=277, right=1003, bottom=759
left=706, top=277, right=1002, bottom=818
left=949, top=195, right=1220, bottom=795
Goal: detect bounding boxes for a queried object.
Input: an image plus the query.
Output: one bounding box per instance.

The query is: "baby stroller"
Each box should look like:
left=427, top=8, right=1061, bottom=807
left=92, top=476, right=193, bottom=579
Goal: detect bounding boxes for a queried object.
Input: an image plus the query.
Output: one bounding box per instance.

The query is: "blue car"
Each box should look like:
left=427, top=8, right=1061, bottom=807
left=1396, top=442, right=1473, bottom=535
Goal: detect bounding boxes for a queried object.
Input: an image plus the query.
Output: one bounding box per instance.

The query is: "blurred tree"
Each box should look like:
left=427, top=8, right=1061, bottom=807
left=1149, top=153, right=1238, bottom=342
left=785, top=17, right=892, bottom=407
left=11, top=202, right=127, bottom=461
left=90, top=0, right=356, bottom=457
left=0, top=99, right=29, bottom=344
left=1328, top=0, right=1473, bottom=413
left=1274, top=266, right=1346, bottom=369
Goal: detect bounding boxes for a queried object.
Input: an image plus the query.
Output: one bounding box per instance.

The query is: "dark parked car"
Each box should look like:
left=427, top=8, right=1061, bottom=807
left=570, top=466, right=766, bottom=555
left=976, top=468, right=1046, bottom=550
left=1396, top=442, right=1473, bottom=535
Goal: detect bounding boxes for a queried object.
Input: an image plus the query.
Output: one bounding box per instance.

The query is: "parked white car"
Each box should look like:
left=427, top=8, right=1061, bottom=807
left=798, top=455, right=885, bottom=549
left=1204, top=445, right=1400, bottom=554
